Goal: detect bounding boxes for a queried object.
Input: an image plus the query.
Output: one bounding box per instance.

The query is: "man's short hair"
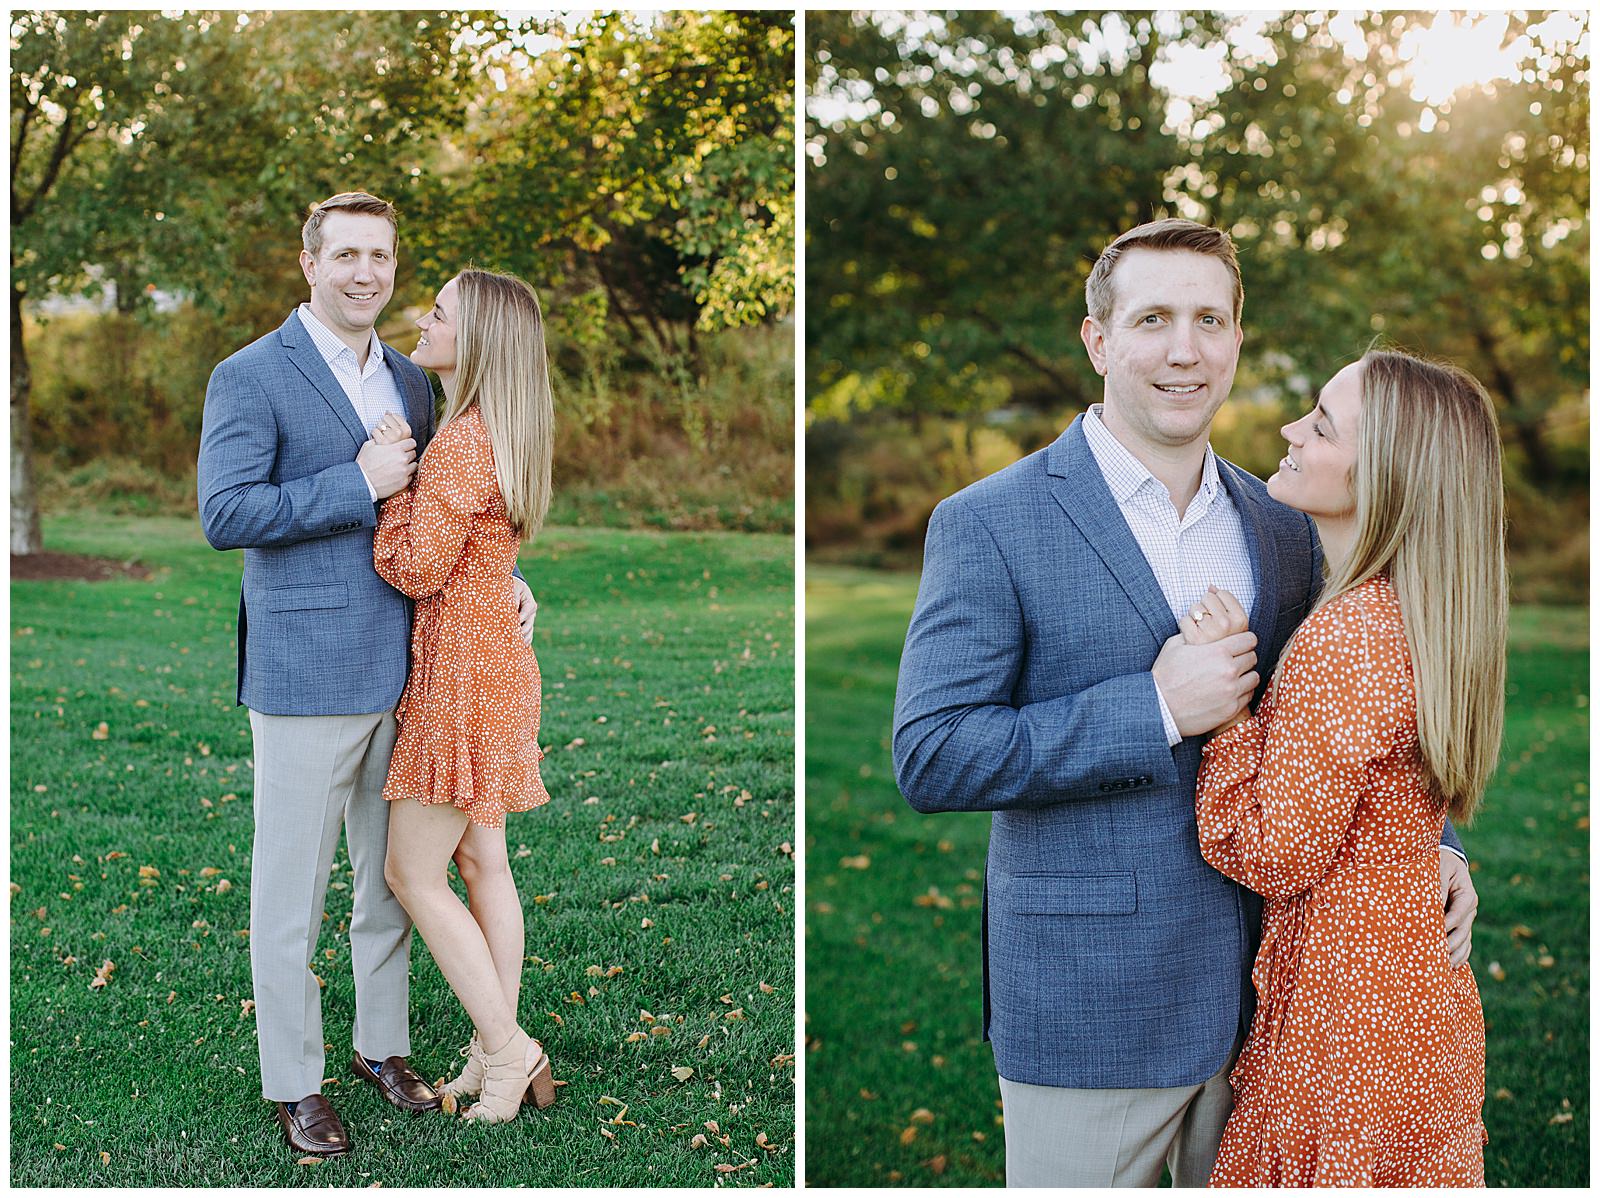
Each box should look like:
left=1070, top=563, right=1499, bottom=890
left=1085, top=218, right=1243, bottom=326
left=301, top=191, right=399, bottom=258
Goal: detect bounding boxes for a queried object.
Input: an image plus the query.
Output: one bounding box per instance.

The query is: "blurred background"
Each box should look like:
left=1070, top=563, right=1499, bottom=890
left=12, top=9, right=794, bottom=556
left=804, top=10, right=1587, bottom=1187
left=807, top=9, right=1585, bottom=599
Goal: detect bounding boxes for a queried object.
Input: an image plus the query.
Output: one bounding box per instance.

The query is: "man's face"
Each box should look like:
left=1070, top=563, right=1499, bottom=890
left=1080, top=247, right=1243, bottom=454
left=298, top=211, right=397, bottom=336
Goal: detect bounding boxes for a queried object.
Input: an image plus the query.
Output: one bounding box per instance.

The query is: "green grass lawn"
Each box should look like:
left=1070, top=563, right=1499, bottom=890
left=11, top=515, right=795, bottom=1187
left=804, top=565, right=1588, bottom=1187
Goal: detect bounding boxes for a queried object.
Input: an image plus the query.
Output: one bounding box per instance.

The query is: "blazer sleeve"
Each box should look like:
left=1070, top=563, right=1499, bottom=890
left=197, top=361, right=374, bottom=549
left=1196, top=597, right=1402, bottom=897
left=892, top=495, right=1181, bottom=814
left=373, top=420, right=492, bottom=598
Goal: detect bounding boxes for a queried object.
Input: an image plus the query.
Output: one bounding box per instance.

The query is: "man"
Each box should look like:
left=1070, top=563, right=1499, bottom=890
left=892, top=218, right=1477, bottom=1186
left=197, top=191, right=537, bottom=1157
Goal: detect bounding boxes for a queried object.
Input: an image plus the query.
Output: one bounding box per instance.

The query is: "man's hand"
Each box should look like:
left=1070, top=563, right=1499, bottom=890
left=1440, top=850, right=1477, bottom=967
left=1152, top=630, right=1258, bottom=738
left=357, top=437, right=417, bottom=500
left=510, top=577, right=538, bottom=643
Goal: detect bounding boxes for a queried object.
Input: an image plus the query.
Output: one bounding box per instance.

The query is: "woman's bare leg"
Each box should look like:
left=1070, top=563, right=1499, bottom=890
left=384, top=798, right=519, bottom=1049
left=453, top=821, right=524, bottom=1018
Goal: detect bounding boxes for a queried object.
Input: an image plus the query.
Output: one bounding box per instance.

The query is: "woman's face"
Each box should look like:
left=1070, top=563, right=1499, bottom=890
left=1267, top=359, right=1362, bottom=520
left=411, top=276, right=461, bottom=373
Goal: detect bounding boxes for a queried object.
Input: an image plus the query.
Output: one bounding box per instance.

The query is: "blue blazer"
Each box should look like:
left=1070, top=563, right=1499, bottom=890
left=893, top=415, right=1322, bottom=1089
left=197, top=310, right=437, bottom=716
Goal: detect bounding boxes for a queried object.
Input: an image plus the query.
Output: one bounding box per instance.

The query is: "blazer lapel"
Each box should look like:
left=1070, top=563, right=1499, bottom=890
left=1045, top=416, right=1177, bottom=646
left=1216, top=457, right=1279, bottom=626
left=279, top=310, right=371, bottom=449
left=382, top=343, right=435, bottom=444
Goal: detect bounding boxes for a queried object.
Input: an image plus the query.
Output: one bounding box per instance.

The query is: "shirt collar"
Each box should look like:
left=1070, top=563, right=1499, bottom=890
left=297, top=302, right=384, bottom=369
left=1082, top=403, right=1221, bottom=508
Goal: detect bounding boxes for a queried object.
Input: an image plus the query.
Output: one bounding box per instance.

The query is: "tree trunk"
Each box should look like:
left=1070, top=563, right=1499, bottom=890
left=11, top=280, right=42, bottom=554
left=1470, top=321, right=1555, bottom=481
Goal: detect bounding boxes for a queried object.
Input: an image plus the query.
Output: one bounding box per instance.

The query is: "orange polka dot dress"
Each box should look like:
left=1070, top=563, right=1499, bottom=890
left=373, top=405, right=548, bottom=828
left=1197, top=575, right=1486, bottom=1187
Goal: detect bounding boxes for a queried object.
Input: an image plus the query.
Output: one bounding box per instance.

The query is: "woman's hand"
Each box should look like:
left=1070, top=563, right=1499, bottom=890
left=372, top=413, right=412, bottom=446
left=1180, top=586, right=1249, bottom=646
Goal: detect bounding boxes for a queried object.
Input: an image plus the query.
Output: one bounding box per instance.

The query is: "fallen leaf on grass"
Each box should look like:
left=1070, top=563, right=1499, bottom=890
left=759, top=981, right=774, bottom=994
left=671, top=1066, right=695, bottom=1082
left=650, top=1026, right=671, bottom=1037
left=440, top=1094, right=458, bottom=1116
left=691, top=1133, right=708, bottom=1149
left=92, top=722, right=109, bottom=740
left=714, top=1161, right=753, bottom=1174
left=705, top=1120, right=721, bottom=1133
left=215, top=879, right=233, bottom=895
left=297, top=1156, right=324, bottom=1166
left=138, top=865, right=160, bottom=879
left=641, top=918, right=654, bottom=929
left=839, top=855, right=870, bottom=870
left=626, top=1032, right=648, bottom=1043
left=899, top=1126, right=918, bottom=1145
left=9, top=883, right=19, bottom=896
left=696, top=1034, right=711, bottom=1049
left=925, top=1154, right=948, bottom=1175
left=724, top=1008, right=745, bottom=1020
left=1551, top=1111, right=1574, bottom=1125
left=598, top=1126, right=616, bottom=1143
left=777, top=842, right=792, bottom=857
left=1488, top=961, right=1506, bottom=981
left=89, top=960, right=115, bottom=990
left=54, top=1143, right=66, bottom=1151
left=756, top=1132, right=779, bottom=1152
left=910, top=1108, right=935, bottom=1125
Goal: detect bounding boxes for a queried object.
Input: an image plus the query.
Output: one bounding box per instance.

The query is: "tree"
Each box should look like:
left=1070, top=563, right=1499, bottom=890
left=1195, top=10, right=1589, bottom=482
left=10, top=9, right=485, bottom=553
left=413, top=11, right=794, bottom=364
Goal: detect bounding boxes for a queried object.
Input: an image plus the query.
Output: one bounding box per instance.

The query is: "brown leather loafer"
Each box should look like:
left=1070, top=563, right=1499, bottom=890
left=274, top=1093, right=349, bottom=1156
left=351, top=1053, right=442, bottom=1113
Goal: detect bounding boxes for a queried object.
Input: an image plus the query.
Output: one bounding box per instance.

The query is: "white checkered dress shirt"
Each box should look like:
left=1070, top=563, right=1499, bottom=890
left=1082, top=404, right=1257, bottom=746
left=298, top=303, right=406, bottom=500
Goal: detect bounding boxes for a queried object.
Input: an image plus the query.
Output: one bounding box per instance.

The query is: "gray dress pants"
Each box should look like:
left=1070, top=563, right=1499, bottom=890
left=248, top=710, right=413, bottom=1101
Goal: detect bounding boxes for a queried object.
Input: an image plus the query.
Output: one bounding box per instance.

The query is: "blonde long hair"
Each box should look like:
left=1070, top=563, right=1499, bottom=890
left=1311, top=349, right=1508, bottom=822
left=439, top=268, right=554, bottom=540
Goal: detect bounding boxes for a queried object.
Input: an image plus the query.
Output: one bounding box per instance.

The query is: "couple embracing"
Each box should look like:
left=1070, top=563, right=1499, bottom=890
left=895, top=219, right=1500, bottom=1186
left=198, top=192, right=557, bottom=1155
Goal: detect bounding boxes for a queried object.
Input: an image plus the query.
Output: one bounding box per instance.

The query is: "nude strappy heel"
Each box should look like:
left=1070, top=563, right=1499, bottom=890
left=462, top=1030, right=556, bottom=1122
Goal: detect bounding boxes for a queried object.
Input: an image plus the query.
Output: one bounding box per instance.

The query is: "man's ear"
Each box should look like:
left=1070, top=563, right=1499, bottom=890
left=299, top=250, right=316, bottom=289
left=1080, top=316, right=1109, bottom=377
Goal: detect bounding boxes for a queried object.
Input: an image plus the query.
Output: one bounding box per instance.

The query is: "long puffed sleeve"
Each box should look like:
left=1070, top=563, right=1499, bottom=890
left=373, top=416, right=496, bottom=598
left=1196, top=590, right=1408, bottom=898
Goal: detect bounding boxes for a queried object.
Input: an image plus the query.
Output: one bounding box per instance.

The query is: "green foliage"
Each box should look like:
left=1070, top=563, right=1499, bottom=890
left=806, top=11, right=1589, bottom=570
left=410, top=11, right=794, bottom=349
left=27, top=312, right=794, bottom=533
left=803, top=567, right=1587, bottom=1187
left=12, top=515, right=795, bottom=1186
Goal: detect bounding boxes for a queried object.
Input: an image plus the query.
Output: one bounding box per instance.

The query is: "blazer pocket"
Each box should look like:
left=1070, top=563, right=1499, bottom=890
left=265, top=582, right=350, bottom=612
left=1011, top=872, right=1137, bottom=915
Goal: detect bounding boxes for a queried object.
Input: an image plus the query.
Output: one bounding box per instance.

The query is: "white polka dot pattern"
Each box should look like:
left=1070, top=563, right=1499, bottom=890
left=373, top=405, right=549, bottom=828
left=1197, top=574, right=1486, bottom=1186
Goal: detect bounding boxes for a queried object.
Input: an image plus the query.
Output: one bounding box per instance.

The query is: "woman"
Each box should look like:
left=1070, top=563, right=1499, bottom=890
left=369, top=267, right=556, bottom=1123
left=1183, top=349, right=1502, bottom=1185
